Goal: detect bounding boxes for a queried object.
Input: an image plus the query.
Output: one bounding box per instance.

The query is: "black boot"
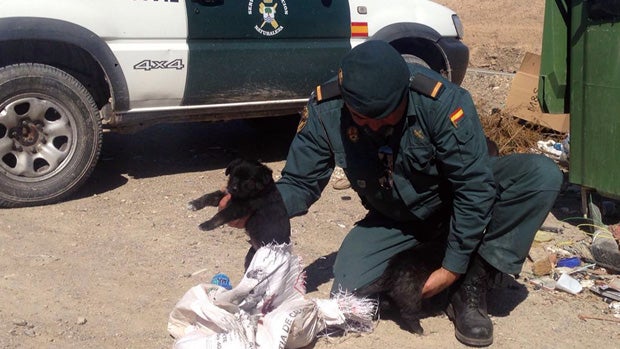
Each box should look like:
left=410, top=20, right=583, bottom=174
left=446, top=255, right=494, bottom=347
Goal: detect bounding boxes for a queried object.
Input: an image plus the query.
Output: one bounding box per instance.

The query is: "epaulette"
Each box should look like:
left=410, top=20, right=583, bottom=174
left=409, top=73, right=445, bottom=99
left=314, top=79, right=341, bottom=103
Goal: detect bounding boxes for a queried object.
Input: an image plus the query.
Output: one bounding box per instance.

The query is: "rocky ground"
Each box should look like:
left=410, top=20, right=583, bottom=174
left=1, top=1, right=620, bottom=348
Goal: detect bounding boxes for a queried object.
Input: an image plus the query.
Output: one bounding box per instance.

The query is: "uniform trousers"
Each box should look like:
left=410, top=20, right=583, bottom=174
left=331, top=153, right=562, bottom=294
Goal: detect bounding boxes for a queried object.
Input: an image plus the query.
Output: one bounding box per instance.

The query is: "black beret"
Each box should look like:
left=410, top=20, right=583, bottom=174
left=338, top=40, right=410, bottom=119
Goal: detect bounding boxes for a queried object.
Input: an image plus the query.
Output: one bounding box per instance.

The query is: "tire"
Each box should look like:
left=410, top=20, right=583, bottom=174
left=400, top=52, right=451, bottom=80
left=0, top=63, right=102, bottom=207
left=401, top=54, right=431, bottom=69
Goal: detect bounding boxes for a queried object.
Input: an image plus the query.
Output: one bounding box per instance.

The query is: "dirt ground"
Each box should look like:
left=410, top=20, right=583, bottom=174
left=2, top=1, right=620, bottom=348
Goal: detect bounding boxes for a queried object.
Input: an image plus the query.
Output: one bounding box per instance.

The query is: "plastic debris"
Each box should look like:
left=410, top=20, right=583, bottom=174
left=211, top=273, right=233, bottom=290
left=534, top=230, right=556, bottom=242
left=590, top=283, right=620, bottom=302
left=530, top=277, right=556, bottom=291
left=537, top=139, right=569, bottom=162
left=609, top=301, right=620, bottom=317
left=556, top=257, right=581, bottom=268
left=555, top=273, right=583, bottom=294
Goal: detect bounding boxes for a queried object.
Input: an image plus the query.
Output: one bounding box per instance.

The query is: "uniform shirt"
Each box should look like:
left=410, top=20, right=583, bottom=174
left=276, top=64, right=496, bottom=274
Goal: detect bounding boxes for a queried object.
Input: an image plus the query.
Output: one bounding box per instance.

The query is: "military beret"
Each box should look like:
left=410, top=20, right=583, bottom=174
left=338, top=40, right=410, bottom=119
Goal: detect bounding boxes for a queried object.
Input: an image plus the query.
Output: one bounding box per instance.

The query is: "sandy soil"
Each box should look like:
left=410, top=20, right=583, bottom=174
left=2, top=1, right=619, bottom=348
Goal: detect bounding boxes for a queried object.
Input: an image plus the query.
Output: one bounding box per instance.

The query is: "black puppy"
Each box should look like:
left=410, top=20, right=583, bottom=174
left=354, top=240, right=445, bottom=335
left=187, top=159, right=291, bottom=269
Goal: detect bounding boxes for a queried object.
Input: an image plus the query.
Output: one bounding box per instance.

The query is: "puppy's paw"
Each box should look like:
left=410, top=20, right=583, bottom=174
left=402, top=316, right=424, bottom=335
left=187, top=201, right=199, bottom=211
left=199, top=221, right=220, bottom=231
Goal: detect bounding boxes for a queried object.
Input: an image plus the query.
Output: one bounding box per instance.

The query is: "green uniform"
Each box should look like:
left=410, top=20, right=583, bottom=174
left=276, top=64, right=562, bottom=293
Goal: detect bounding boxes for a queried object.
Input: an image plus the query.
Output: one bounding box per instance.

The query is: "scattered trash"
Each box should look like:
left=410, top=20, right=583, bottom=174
left=609, top=301, right=620, bottom=317
left=609, top=277, right=620, bottom=291
left=530, top=276, right=556, bottom=291
left=527, top=223, right=618, bottom=299
left=534, top=230, right=556, bottom=243
left=532, top=256, right=554, bottom=276
left=560, top=133, right=570, bottom=160
left=537, top=138, right=569, bottom=162
left=590, top=284, right=620, bottom=302
left=210, top=273, right=232, bottom=290
left=556, top=257, right=581, bottom=268
left=539, top=225, right=564, bottom=234
left=579, top=279, right=595, bottom=289
left=555, top=273, right=583, bottom=294
left=567, top=263, right=596, bottom=275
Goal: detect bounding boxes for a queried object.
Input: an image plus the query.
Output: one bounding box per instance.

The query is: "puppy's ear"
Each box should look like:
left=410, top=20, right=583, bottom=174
left=225, top=158, right=243, bottom=176
left=258, top=164, right=274, bottom=188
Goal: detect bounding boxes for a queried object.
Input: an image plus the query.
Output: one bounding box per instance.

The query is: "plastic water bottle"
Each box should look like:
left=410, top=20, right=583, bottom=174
left=560, top=134, right=570, bottom=161
left=211, top=273, right=232, bottom=290
left=561, top=134, right=570, bottom=153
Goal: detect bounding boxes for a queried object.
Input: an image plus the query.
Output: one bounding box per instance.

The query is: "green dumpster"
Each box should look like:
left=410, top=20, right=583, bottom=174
left=538, top=0, right=570, bottom=114
left=539, top=0, right=620, bottom=200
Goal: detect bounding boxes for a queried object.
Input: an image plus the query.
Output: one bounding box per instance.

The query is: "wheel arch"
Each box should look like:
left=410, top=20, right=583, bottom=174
left=371, top=22, right=469, bottom=85
left=0, top=17, right=130, bottom=111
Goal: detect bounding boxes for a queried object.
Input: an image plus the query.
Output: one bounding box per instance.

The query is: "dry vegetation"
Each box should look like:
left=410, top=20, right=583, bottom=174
left=480, top=109, right=563, bottom=156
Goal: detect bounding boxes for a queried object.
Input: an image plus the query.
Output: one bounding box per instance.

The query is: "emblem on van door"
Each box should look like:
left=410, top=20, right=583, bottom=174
left=248, top=0, right=289, bottom=36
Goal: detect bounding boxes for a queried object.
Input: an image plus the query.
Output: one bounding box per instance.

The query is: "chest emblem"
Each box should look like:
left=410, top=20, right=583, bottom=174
left=413, top=128, right=425, bottom=140
left=347, top=126, right=360, bottom=143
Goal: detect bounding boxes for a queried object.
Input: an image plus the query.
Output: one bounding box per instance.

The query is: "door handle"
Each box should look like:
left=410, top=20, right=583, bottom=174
left=191, top=0, right=224, bottom=6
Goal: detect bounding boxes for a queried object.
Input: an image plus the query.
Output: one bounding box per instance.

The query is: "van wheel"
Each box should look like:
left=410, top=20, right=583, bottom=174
left=0, top=63, right=102, bottom=207
left=401, top=54, right=431, bottom=69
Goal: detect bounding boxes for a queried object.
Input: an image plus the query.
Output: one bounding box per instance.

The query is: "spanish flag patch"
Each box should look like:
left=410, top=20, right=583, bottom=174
left=449, top=107, right=464, bottom=127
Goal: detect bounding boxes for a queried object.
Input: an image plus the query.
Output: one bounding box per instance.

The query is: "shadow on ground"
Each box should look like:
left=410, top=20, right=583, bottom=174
left=71, top=118, right=298, bottom=201
left=304, top=252, right=337, bottom=293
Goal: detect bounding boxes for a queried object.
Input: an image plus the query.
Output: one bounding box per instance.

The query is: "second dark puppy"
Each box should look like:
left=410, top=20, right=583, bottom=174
left=187, top=159, right=291, bottom=269
left=354, top=240, right=445, bottom=335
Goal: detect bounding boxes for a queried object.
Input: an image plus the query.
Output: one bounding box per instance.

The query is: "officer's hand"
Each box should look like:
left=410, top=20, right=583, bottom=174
left=422, top=267, right=460, bottom=299
left=218, top=193, right=249, bottom=229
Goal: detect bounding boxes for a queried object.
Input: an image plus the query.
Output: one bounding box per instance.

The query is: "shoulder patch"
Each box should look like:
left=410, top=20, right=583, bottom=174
left=409, top=73, right=444, bottom=99
left=315, top=80, right=341, bottom=103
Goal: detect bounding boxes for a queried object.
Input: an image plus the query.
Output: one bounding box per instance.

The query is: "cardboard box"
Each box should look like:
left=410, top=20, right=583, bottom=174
left=505, top=52, right=570, bottom=133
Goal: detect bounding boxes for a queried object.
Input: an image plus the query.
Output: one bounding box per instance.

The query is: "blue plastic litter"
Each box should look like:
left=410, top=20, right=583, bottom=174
left=556, top=257, right=581, bottom=268
left=211, top=272, right=232, bottom=290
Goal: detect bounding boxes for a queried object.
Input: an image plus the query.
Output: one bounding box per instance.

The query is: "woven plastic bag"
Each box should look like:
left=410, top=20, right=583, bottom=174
left=168, top=244, right=376, bottom=349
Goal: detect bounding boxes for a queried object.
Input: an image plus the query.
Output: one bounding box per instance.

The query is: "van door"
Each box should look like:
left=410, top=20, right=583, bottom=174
left=183, top=0, right=351, bottom=105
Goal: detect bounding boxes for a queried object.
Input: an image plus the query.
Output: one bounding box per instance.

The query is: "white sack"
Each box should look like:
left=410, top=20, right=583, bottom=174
left=168, top=244, right=376, bottom=349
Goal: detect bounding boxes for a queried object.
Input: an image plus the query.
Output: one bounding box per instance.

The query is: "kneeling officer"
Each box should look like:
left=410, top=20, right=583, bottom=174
left=274, top=40, right=562, bottom=346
